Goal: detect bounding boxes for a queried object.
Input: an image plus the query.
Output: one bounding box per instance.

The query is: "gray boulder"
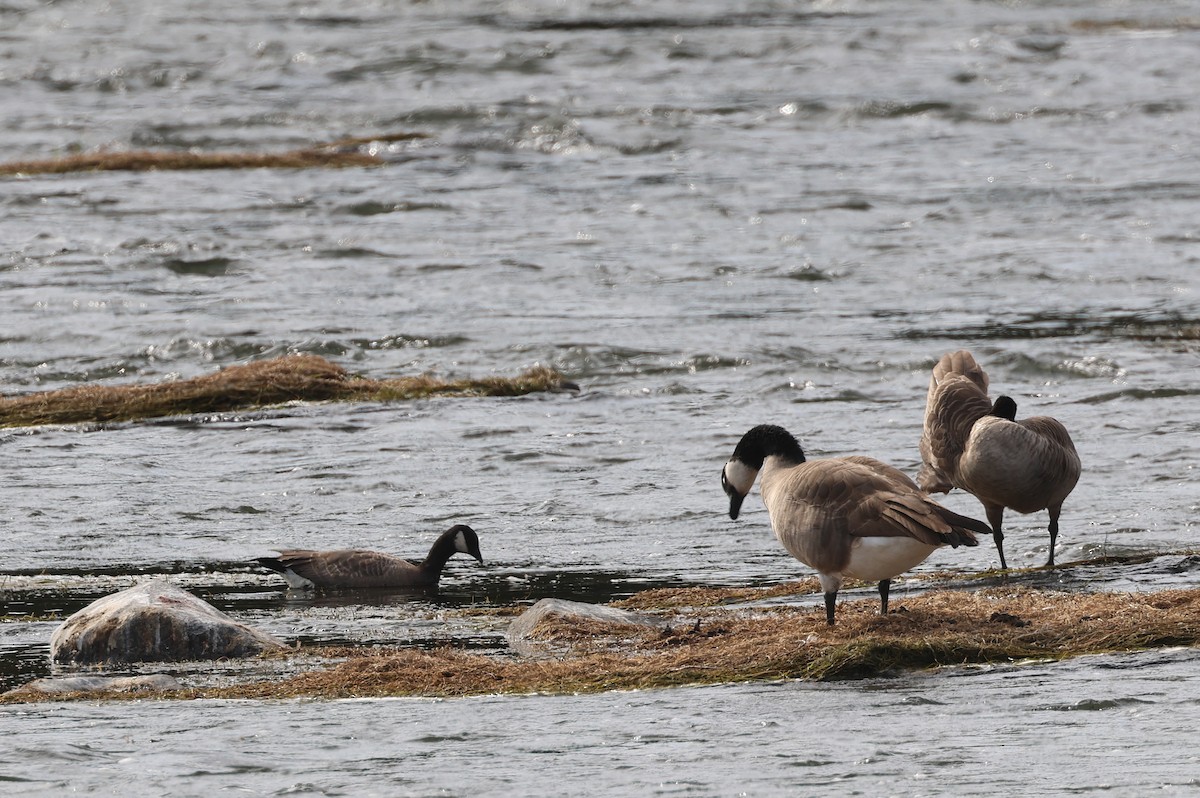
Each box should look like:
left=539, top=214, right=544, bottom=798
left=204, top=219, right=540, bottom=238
left=50, top=579, right=287, bottom=664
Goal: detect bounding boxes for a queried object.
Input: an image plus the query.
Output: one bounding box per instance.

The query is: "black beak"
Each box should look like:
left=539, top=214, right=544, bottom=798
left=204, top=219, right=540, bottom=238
left=722, top=469, right=744, bottom=520
left=728, top=493, right=744, bottom=520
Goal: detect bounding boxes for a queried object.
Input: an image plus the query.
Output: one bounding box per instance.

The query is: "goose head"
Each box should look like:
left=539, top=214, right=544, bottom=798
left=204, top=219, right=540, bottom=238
left=449, top=524, right=484, bottom=564
left=722, top=425, right=806, bottom=520
left=722, top=459, right=758, bottom=520
left=991, top=395, right=1017, bottom=421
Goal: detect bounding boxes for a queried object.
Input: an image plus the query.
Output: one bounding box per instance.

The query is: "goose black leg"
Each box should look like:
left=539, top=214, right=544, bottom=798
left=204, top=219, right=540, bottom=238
left=878, top=579, right=891, bottom=616
left=1046, top=504, right=1062, bottom=568
left=824, top=591, right=837, bottom=626
left=986, top=504, right=1007, bottom=570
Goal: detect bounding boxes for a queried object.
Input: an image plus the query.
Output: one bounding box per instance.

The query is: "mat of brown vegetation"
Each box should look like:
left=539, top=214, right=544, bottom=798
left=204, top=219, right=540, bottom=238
left=0, top=355, right=570, bottom=428
left=7, top=586, right=1195, bottom=704
left=0, top=132, right=437, bottom=176
left=258, top=588, right=1200, bottom=696
left=0, top=147, right=380, bottom=175
left=616, top=578, right=824, bottom=609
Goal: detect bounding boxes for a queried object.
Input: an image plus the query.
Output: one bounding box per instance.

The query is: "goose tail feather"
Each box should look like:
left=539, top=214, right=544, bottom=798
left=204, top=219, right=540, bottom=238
left=256, top=557, right=286, bottom=573
left=931, top=506, right=989, bottom=547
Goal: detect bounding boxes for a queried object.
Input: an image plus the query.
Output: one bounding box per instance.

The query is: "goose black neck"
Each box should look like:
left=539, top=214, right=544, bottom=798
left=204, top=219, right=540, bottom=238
left=733, top=424, right=806, bottom=469
left=991, top=395, right=1017, bottom=421
left=421, top=525, right=470, bottom=572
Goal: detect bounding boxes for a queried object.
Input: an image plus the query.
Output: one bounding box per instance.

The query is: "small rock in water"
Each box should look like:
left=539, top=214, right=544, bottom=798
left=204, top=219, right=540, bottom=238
left=50, top=579, right=287, bottom=664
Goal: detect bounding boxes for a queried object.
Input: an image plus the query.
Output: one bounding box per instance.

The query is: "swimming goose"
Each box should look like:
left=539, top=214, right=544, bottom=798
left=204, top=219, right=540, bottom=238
left=919, top=349, right=1081, bottom=569
left=257, top=524, right=483, bottom=590
left=721, top=425, right=987, bottom=625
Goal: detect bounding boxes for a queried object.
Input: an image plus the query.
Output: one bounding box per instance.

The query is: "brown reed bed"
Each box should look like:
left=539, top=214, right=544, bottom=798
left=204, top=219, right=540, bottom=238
left=0, top=147, right=381, bottom=176
left=615, top=578, right=824, bottom=609
left=0, top=355, right=571, bottom=428
left=5, top=585, right=1196, bottom=704
left=230, top=587, right=1200, bottom=697
left=0, top=132, right=436, bottom=176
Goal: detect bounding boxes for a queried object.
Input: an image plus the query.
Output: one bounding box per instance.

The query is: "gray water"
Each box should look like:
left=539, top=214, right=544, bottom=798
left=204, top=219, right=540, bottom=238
left=4, top=649, right=1200, bottom=796
left=1, top=0, right=1199, bottom=793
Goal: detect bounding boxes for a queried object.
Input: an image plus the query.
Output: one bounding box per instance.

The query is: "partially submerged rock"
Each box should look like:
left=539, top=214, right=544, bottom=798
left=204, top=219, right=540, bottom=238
left=507, top=597, right=669, bottom=657
left=50, top=580, right=287, bottom=664
left=6, top=674, right=182, bottom=698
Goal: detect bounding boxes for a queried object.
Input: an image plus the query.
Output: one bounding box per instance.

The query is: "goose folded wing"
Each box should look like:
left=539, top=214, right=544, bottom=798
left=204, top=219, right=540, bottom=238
left=843, top=487, right=984, bottom=549
left=775, top=461, right=948, bottom=547
left=284, top=550, right=401, bottom=584
left=843, top=492, right=956, bottom=547
left=838, top=455, right=919, bottom=491
left=1018, top=415, right=1079, bottom=454
left=927, top=377, right=992, bottom=458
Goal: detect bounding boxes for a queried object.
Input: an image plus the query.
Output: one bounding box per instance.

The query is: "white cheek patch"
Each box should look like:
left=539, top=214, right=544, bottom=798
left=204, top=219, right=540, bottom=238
left=724, top=460, right=759, bottom=496
left=454, top=529, right=470, bottom=553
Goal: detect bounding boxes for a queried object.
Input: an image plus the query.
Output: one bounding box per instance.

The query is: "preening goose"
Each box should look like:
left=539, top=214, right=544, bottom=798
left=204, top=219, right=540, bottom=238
left=257, top=524, right=483, bottom=590
left=721, top=425, right=987, bottom=625
left=919, top=349, right=1081, bottom=569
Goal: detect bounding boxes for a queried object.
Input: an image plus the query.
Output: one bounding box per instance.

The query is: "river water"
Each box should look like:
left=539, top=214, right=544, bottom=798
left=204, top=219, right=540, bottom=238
left=1, top=0, right=1199, bottom=794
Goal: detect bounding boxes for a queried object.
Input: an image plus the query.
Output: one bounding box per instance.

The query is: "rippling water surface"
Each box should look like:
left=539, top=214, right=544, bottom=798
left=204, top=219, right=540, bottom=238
left=5, top=650, right=1200, bottom=796
left=2, top=0, right=1199, bottom=793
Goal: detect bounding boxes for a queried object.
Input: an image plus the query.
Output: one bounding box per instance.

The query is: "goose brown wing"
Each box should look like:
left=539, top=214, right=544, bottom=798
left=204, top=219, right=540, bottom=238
left=812, top=460, right=982, bottom=548
left=839, top=455, right=919, bottom=491
left=847, top=490, right=984, bottom=548
left=762, top=461, right=867, bottom=572
left=930, top=349, right=989, bottom=394
left=774, top=460, right=962, bottom=547
left=960, top=416, right=1081, bottom=511
left=270, top=550, right=320, bottom=577
left=1019, top=415, right=1079, bottom=455
left=275, top=549, right=418, bottom=588
left=1020, top=416, right=1081, bottom=496
left=920, top=375, right=992, bottom=491
left=876, top=493, right=985, bottom=547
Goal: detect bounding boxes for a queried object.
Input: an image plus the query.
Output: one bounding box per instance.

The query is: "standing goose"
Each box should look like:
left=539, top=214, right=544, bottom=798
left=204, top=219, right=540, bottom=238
left=721, top=425, right=987, bottom=625
left=257, top=524, right=483, bottom=590
left=919, top=349, right=1081, bottom=569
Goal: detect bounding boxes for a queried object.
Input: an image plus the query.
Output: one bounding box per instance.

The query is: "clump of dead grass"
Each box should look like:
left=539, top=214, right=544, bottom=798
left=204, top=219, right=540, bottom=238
left=513, top=613, right=667, bottom=658
left=0, top=132, right=437, bottom=176
left=212, top=587, right=1200, bottom=698
left=8, top=586, right=1195, bottom=704
left=276, top=587, right=1200, bottom=694
left=0, top=146, right=376, bottom=176
left=0, top=355, right=571, bottom=428
left=616, top=579, right=822, bottom=610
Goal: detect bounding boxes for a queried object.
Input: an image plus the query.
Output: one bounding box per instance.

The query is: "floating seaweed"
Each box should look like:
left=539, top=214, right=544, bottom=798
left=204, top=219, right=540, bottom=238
left=0, top=355, right=572, bottom=428
left=0, top=147, right=381, bottom=175
left=0, top=133, right=435, bottom=176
